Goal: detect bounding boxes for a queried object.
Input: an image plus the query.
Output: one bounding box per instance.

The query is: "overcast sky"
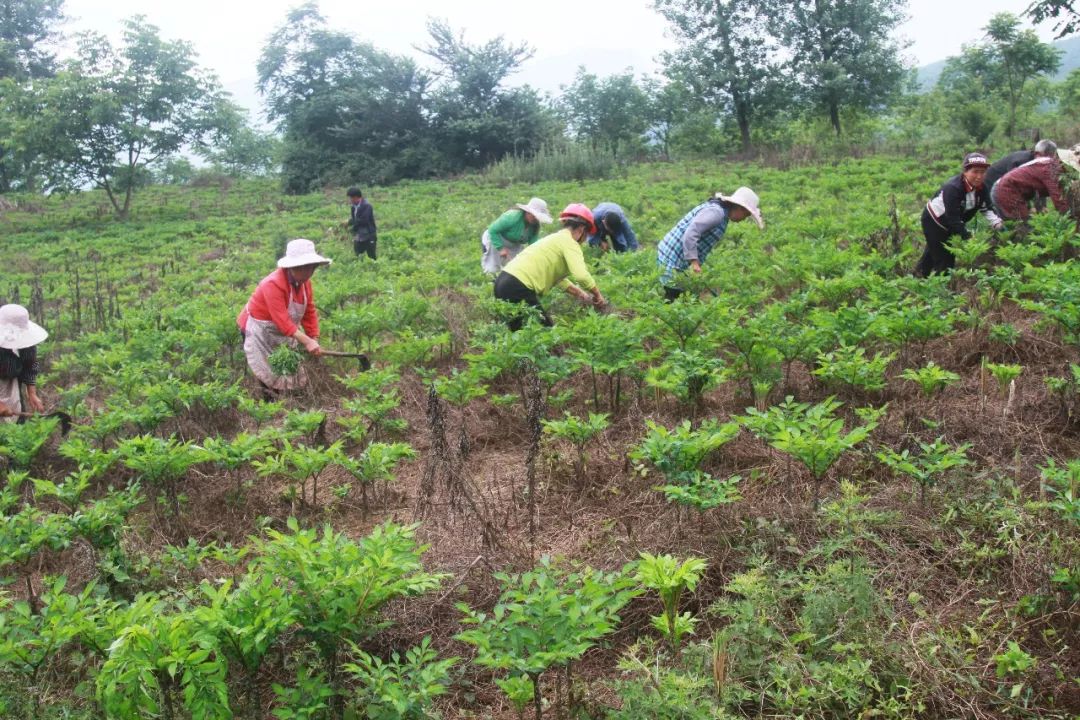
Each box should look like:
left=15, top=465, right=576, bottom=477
left=61, top=0, right=1054, bottom=122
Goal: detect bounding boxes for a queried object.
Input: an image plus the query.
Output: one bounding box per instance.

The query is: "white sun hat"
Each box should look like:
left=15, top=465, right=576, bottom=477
left=0, top=304, right=48, bottom=350
left=716, top=187, right=764, bottom=229
left=515, top=197, right=553, bottom=224
left=1059, top=145, right=1080, bottom=172
left=277, top=239, right=333, bottom=269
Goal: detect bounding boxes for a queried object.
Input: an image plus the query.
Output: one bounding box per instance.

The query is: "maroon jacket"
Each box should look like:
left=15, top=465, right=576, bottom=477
left=992, top=158, right=1068, bottom=220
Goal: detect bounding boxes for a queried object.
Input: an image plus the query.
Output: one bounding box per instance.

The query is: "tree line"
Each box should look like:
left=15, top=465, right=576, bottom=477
left=0, top=0, right=1076, bottom=214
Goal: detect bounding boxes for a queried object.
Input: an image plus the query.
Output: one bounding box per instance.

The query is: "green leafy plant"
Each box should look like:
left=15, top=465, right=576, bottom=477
left=196, top=573, right=296, bottom=719
left=988, top=322, right=1021, bottom=346
left=96, top=595, right=231, bottom=720
left=1040, top=459, right=1080, bottom=525
left=337, top=441, right=417, bottom=513
left=541, top=412, right=609, bottom=482
left=630, top=419, right=742, bottom=513
left=253, top=440, right=342, bottom=508
left=813, top=344, right=895, bottom=393
left=644, top=348, right=727, bottom=410
left=900, top=361, right=961, bottom=397
left=199, top=432, right=273, bottom=497
left=456, top=557, right=637, bottom=719
left=634, top=553, right=707, bottom=651
left=984, top=361, right=1023, bottom=395
left=742, top=396, right=881, bottom=509
left=0, top=417, right=61, bottom=471
left=254, top=520, right=444, bottom=712
left=343, top=636, right=456, bottom=720
left=878, top=437, right=971, bottom=503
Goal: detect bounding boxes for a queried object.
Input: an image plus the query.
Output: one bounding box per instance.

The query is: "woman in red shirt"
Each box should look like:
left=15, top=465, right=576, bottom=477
left=237, top=239, right=331, bottom=391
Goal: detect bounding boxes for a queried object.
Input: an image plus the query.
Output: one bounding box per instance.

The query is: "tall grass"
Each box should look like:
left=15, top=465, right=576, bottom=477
left=483, top=144, right=620, bottom=184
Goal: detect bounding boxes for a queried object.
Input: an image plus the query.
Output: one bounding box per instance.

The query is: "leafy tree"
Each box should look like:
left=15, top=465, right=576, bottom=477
left=641, top=75, right=693, bottom=158
left=420, top=18, right=553, bottom=170
left=26, top=16, right=229, bottom=217
left=200, top=103, right=280, bottom=177
left=938, top=13, right=1061, bottom=139
left=1025, top=0, right=1080, bottom=38
left=258, top=2, right=433, bottom=190
left=1057, top=66, right=1080, bottom=116
left=0, top=0, right=64, bottom=81
left=558, top=67, right=649, bottom=157
left=0, top=0, right=65, bottom=192
left=655, top=0, right=785, bottom=152
left=771, top=0, right=908, bottom=137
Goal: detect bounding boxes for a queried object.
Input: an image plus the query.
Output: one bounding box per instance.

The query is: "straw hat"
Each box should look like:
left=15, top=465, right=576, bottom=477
left=716, top=187, right=764, bottom=229
left=1058, top=145, right=1080, bottom=172
left=277, top=239, right=332, bottom=269
left=0, top=304, right=48, bottom=350
left=515, top=198, right=553, bottom=224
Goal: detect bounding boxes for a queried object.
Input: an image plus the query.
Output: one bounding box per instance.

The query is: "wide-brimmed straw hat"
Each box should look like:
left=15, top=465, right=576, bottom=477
left=0, top=304, right=48, bottom=350
left=716, top=187, right=764, bottom=229
left=1059, top=145, right=1080, bottom=172
left=515, top=198, right=553, bottom=224
left=278, top=239, right=332, bottom=269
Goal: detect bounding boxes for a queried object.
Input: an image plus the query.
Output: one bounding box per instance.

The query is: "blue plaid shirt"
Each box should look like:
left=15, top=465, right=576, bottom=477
left=657, top=200, right=729, bottom=284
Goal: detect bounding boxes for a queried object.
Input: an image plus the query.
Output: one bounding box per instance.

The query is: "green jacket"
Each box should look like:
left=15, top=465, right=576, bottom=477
left=486, top=209, right=540, bottom=249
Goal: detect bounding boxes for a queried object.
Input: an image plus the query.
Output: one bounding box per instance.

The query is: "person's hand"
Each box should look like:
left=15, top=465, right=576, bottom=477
left=593, top=292, right=607, bottom=309
left=0, top=403, right=14, bottom=417
left=499, top=248, right=509, bottom=259
left=690, top=260, right=702, bottom=274
left=304, top=338, right=322, bottom=355
left=25, top=389, right=44, bottom=414
left=600, top=241, right=610, bottom=252
left=992, top=221, right=1005, bottom=232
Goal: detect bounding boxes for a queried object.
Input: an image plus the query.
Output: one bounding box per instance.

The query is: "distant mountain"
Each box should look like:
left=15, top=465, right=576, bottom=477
left=916, top=34, right=1080, bottom=90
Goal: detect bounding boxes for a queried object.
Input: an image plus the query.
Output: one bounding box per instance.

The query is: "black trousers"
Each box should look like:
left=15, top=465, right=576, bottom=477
left=493, top=271, right=551, bottom=331
left=916, top=209, right=955, bottom=278
left=354, top=233, right=377, bottom=260
left=663, top=285, right=684, bottom=302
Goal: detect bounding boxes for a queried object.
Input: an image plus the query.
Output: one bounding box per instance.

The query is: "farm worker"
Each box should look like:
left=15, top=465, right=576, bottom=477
left=237, top=239, right=330, bottom=392
left=347, top=187, right=378, bottom=260
left=0, top=304, right=47, bottom=422
left=917, top=152, right=1004, bottom=277
left=493, top=203, right=606, bottom=331
left=991, top=149, right=1072, bottom=223
left=588, top=202, right=639, bottom=253
left=657, top=187, right=764, bottom=301
left=481, top=197, right=552, bottom=274
left=984, top=139, right=1058, bottom=215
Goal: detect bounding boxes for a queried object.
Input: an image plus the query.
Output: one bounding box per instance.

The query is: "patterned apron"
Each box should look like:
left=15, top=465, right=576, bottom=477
left=0, top=376, right=20, bottom=423
left=242, top=284, right=310, bottom=391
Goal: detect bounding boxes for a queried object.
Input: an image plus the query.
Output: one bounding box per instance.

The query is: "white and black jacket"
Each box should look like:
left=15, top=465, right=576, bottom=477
left=926, top=175, right=1002, bottom=239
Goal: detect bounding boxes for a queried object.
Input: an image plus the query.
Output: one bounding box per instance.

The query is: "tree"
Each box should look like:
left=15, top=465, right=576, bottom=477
left=771, top=0, right=908, bottom=137
left=1026, top=0, right=1080, bottom=38
left=0, top=0, right=64, bottom=81
left=201, top=114, right=280, bottom=178
left=26, top=17, right=229, bottom=217
left=420, top=18, right=553, bottom=170
left=641, top=75, right=692, bottom=158
left=259, top=2, right=435, bottom=191
left=654, top=0, right=786, bottom=152
left=559, top=68, right=649, bottom=157
left=1059, top=67, right=1080, bottom=116
left=0, top=0, right=65, bottom=192
left=938, top=13, right=1060, bottom=140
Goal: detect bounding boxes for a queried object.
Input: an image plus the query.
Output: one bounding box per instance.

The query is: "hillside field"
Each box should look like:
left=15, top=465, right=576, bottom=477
left=1, top=156, right=1078, bottom=719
